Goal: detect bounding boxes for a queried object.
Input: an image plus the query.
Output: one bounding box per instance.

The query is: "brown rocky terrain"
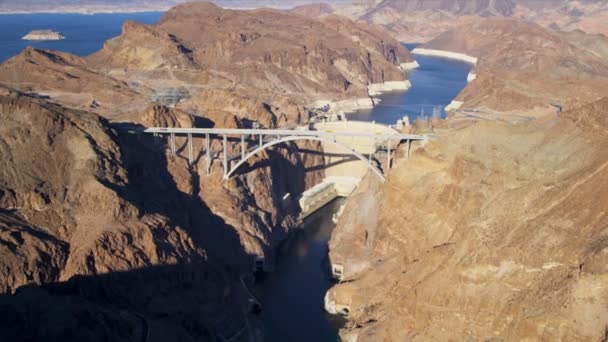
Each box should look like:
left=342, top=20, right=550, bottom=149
left=0, top=2, right=414, bottom=122
left=326, top=96, right=608, bottom=341
left=0, top=3, right=388, bottom=339
left=421, top=18, right=608, bottom=117
left=0, top=90, right=242, bottom=339
left=0, top=77, right=323, bottom=339
left=289, top=0, right=608, bottom=43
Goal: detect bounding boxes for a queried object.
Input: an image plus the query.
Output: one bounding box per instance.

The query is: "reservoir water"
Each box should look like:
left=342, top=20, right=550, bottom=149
left=0, top=13, right=471, bottom=342
left=346, top=43, right=472, bottom=124
left=259, top=44, right=472, bottom=341
left=0, top=12, right=162, bottom=63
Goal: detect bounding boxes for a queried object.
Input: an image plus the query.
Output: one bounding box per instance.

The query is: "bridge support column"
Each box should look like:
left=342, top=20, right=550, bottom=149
left=369, top=137, right=375, bottom=162
left=170, top=133, right=176, bottom=156
left=387, top=139, right=391, bottom=169
left=259, top=134, right=263, bottom=148
left=206, top=133, right=211, bottom=175
left=223, top=135, right=228, bottom=177
left=241, top=135, right=246, bottom=161
left=407, top=139, right=411, bottom=160
left=187, top=133, right=193, bottom=166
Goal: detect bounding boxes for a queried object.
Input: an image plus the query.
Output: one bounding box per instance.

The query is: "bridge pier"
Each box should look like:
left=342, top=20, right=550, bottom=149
left=387, top=139, right=392, bottom=169
left=223, top=134, right=228, bottom=177
left=187, top=133, right=193, bottom=166
left=170, top=132, right=176, bottom=156
left=206, top=133, right=211, bottom=175
left=144, top=127, right=429, bottom=181
left=241, top=135, right=246, bottom=161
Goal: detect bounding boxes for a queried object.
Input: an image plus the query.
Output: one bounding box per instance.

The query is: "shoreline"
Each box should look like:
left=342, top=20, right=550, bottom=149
left=368, top=80, right=412, bottom=96
left=411, top=48, right=478, bottom=64
left=0, top=9, right=167, bottom=15
left=0, top=5, right=293, bottom=15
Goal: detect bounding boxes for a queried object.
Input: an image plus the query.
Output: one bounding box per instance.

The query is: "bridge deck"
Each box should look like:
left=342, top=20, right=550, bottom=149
left=144, top=127, right=429, bottom=141
left=144, top=127, right=430, bottom=180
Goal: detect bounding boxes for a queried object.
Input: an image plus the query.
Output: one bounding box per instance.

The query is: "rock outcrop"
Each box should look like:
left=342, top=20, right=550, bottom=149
left=22, top=30, right=64, bottom=40
left=0, top=87, right=323, bottom=338
left=0, top=2, right=414, bottom=123
left=320, top=0, right=608, bottom=42
left=0, top=92, right=245, bottom=340
left=327, top=97, right=608, bottom=341
left=422, top=18, right=608, bottom=116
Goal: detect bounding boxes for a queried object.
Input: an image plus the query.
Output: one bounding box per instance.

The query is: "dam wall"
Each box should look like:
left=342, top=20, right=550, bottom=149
left=298, top=120, right=398, bottom=219
left=298, top=176, right=359, bottom=219
left=312, top=120, right=397, bottom=179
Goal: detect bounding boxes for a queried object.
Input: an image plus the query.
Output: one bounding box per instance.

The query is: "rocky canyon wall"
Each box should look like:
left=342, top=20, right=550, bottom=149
left=326, top=97, right=608, bottom=341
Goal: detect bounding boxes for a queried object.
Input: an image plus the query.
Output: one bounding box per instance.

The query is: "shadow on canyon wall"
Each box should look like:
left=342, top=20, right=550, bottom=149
left=106, top=123, right=253, bottom=268
left=0, top=262, right=247, bottom=342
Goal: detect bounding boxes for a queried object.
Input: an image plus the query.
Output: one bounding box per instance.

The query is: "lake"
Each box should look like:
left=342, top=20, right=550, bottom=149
left=0, top=13, right=472, bottom=342
left=259, top=46, right=472, bottom=341
left=0, top=12, right=162, bottom=63
left=346, top=43, right=472, bottom=124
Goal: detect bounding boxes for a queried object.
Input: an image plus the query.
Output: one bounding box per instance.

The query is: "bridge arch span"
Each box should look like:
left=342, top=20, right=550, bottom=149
left=224, top=135, right=385, bottom=181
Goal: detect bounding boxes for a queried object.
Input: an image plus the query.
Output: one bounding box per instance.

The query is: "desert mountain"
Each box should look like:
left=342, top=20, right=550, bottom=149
left=0, top=80, right=327, bottom=338
left=421, top=18, right=608, bottom=116
left=0, top=2, right=413, bottom=123
left=291, top=0, right=608, bottom=42
left=361, top=0, right=517, bottom=17
left=326, top=95, right=608, bottom=341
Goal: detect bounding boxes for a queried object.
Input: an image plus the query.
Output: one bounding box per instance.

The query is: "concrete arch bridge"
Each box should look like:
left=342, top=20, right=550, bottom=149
left=144, top=126, right=429, bottom=182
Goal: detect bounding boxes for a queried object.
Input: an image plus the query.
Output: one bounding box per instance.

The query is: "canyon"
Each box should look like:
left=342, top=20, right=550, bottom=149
left=326, top=95, right=608, bottom=341
left=323, top=10, right=608, bottom=342
left=0, top=2, right=413, bottom=340
left=1, top=1, right=608, bottom=341
left=293, top=0, right=608, bottom=43
left=420, top=18, right=608, bottom=118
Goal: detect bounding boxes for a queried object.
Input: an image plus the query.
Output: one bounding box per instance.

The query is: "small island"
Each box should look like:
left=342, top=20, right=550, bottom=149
left=22, top=30, right=65, bottom=41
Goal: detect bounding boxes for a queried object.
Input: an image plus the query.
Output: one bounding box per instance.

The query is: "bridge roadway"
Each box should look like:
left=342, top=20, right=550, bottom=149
left=145, top=127, right=429, bottom=181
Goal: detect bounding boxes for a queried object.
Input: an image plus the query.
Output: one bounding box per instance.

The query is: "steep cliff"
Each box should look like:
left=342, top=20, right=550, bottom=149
left=326, top=97, right=608, bottom=341
left=0, top=91, right=251, bottom=340
left=422, top=18, right=608, bottom=116
left=325, top=0, right=608, bottom=42
left=0, top=2, right=413, bottom=123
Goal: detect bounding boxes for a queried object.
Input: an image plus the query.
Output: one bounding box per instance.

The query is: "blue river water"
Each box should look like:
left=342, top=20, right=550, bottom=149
left=0, top=12, right=162, bottom=62
left=258, top=45, right=472, bottom=342
left=346, top=43, right=472, bottom=124
left=0, top=13, right=471, bottom=342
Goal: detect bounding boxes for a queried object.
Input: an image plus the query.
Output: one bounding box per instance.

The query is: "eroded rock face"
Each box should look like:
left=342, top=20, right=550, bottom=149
left=327, top=97, right=608, bottom=341
left=421, top=18, right=608, bottom=116
left=327, top=0, right=608, bottom=43
left=0, top=2, right=413, bottom=122
left=0, top=71, right=328, bottom=333
left=0, top=92, right=294, bottom=339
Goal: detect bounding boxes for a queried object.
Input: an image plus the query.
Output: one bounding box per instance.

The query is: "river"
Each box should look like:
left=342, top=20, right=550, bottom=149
left=347, top=43, right=472, bottom=125
left=258, top=44, right=472, bottom=341
left=0, top=14, right=470, bottom=340
left=0, top=12, right=162, bottom=63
